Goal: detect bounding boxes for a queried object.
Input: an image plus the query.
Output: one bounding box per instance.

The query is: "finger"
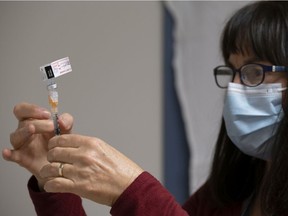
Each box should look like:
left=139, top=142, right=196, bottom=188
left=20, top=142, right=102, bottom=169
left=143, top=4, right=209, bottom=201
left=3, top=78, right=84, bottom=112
left=26, top=119, right=54, bottom=134
left=44, top=177, right=75, bottom=194
left=40, top=162, right=63, bottom=178
left=47, top=147, right=79, bottom=164
left=40, top=162, right=73, bottom=179
left=2, top=148, right=13, bottom=161
left=13, top=103, right=51, bottom=121
left=10, top=124, right=34, bottom=150
left=48, top=134, right=87, bottom=149
left=58, top=113, right=73, bottom=134
left=10, top=121, right=54, bottom=150
left=2, top=148, right=23, bottom=164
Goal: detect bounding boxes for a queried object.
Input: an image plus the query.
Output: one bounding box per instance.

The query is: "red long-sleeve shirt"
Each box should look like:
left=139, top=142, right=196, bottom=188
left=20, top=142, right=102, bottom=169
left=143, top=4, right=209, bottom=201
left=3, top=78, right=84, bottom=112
left=28, top=172, right=242, bottom=216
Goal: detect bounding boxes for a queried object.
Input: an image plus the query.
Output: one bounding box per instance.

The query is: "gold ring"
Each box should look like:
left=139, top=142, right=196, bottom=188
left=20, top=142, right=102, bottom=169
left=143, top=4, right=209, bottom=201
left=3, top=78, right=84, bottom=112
left=58, top=163, right=64, bottom=177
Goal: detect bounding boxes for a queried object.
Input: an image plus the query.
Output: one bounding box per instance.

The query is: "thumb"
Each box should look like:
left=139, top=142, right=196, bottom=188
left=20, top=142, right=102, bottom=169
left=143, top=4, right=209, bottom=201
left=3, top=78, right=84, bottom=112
left=58, top=113, right=73, bottom=134
left=2, top=148, right=20, bottom=163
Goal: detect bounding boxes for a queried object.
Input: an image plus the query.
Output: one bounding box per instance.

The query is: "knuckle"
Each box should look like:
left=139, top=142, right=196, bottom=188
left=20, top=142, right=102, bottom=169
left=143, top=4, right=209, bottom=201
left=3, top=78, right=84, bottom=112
left=11, top=152, right=21, bottom=164
left=9, top=132, right=16, bottom=144
left=21, top=120, right=30, bottom=128
left=88, top=137, right=101, bottom=148
left=48, top=148, right=60, bottom=161
left=59, top=135, right=69, bottom=145
left=79, top=154, right=95, bottom=165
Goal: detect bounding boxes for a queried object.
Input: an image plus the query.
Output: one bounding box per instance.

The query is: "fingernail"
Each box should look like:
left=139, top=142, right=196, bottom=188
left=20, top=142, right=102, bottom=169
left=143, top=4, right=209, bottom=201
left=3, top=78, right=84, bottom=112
left=59, top=116, right=66, bottom=128
left=42, top=111, right=51, bottom=119
left=37, top=107, right=51, bottom=118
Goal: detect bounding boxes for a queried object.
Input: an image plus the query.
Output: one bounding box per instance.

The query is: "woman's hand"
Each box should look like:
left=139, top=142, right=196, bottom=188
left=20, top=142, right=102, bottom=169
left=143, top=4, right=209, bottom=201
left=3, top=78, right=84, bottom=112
left=2, top=102, right=73, bottom=188
left=40, top=134, right=144, bottom=206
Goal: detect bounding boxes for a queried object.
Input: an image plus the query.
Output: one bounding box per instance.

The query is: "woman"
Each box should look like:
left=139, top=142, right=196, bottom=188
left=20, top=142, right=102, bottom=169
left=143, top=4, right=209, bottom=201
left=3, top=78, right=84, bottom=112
left=209, top=1, right=288, bottom=215
left=3, top=1, right=288, bottom=215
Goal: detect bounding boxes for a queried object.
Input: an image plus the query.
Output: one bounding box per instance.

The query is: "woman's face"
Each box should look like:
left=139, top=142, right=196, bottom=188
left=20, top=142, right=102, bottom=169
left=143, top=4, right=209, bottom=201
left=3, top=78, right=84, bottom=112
left=228, top=53, right=288, bottom=87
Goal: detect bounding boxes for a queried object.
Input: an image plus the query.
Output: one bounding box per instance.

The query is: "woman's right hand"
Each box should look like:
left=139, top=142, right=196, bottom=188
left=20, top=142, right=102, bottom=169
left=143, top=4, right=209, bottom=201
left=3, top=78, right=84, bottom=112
left=2, top=102, right=73, bottom=189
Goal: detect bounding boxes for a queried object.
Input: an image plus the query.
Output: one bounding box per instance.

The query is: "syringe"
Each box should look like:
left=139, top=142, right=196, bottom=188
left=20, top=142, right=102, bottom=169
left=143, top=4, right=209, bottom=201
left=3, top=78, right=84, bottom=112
left=40, top=57, right=72, bottom=136
left=47, top=79, right=61, bottom=136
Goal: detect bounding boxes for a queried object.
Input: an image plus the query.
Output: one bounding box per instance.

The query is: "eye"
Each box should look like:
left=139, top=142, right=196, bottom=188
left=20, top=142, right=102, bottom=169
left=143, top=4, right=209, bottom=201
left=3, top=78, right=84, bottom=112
left=241, top=64, right=263, bottom=86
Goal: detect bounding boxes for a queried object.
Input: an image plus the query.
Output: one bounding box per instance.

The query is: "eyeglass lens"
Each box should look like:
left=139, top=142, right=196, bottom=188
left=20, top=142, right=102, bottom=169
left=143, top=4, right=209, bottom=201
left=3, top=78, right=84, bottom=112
left=215, top=66, right=233, bottom=88
left=241, top=64, right=263, bottom=86
left=215, top=64, right=264, bottom=88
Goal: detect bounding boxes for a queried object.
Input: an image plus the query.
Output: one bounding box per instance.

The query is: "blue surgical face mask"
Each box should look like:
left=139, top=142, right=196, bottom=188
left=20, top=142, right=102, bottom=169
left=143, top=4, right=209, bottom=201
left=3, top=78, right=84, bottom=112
left=223, top=82, right=285, bottom=160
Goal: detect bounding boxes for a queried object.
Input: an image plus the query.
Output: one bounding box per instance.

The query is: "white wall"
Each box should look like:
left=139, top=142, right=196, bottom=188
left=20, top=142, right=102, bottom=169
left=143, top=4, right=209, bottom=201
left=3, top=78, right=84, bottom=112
left=166, top=1, right=249, bottom=193
left=0, top=2, right=162, bottom=215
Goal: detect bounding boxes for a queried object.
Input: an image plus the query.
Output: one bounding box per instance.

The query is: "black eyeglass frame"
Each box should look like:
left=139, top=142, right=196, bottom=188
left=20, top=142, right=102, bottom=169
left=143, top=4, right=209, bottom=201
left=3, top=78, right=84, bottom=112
left=213, top=63, right=288, bottom=88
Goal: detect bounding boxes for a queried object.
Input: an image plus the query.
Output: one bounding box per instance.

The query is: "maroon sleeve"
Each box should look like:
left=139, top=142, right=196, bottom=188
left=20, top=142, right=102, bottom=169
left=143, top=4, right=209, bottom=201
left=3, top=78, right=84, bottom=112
left=182, top=183, right=242, bottom=216
left=28, top=176, right=87, bottom=216
left=110, top=172, right=189, bottom=216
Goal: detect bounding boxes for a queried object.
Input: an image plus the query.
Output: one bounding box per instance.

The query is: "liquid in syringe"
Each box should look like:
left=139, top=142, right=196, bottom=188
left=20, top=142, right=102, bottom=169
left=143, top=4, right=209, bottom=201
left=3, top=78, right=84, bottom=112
left=48, top=82, right=60, bottom=135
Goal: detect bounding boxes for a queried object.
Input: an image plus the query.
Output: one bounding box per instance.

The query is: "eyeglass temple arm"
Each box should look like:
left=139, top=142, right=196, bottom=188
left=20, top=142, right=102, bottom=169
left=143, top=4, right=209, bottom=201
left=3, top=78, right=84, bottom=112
left=271, top=65, right=288, bottom=72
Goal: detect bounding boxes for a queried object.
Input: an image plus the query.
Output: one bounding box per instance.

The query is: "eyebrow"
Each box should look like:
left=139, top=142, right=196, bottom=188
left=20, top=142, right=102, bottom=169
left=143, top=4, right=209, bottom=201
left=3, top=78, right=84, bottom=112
left=227, top=56, right=263, bottom=69
left=243, top=56, right=262, bottom=65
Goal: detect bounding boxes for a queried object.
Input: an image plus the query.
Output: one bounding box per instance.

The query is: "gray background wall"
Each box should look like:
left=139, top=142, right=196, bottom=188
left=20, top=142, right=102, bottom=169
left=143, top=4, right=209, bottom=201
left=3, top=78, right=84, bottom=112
left=0, top=2, right=162, bottom=215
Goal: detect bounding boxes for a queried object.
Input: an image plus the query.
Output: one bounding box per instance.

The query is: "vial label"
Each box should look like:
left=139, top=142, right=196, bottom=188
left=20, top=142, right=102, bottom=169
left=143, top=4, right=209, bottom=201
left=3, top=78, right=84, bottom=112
left=40, top=57, right=72, bottom=81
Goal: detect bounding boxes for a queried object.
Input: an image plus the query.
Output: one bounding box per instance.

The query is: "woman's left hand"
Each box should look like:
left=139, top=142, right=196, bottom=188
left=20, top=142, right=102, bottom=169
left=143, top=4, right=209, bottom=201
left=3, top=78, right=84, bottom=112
left=40, top=134, right=144, bottom=206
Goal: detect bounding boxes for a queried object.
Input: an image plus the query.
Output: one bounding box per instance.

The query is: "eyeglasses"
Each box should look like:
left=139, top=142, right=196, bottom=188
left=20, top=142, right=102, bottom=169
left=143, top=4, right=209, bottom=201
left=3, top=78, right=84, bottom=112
left=214, top=63, right=288, bottom=88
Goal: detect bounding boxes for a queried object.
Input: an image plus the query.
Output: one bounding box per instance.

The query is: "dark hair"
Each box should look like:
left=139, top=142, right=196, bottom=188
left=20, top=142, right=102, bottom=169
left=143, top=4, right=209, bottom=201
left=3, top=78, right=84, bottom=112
left=208, top=1, right=288, bottom=215
left=221, top=1, right=288, bottom=66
